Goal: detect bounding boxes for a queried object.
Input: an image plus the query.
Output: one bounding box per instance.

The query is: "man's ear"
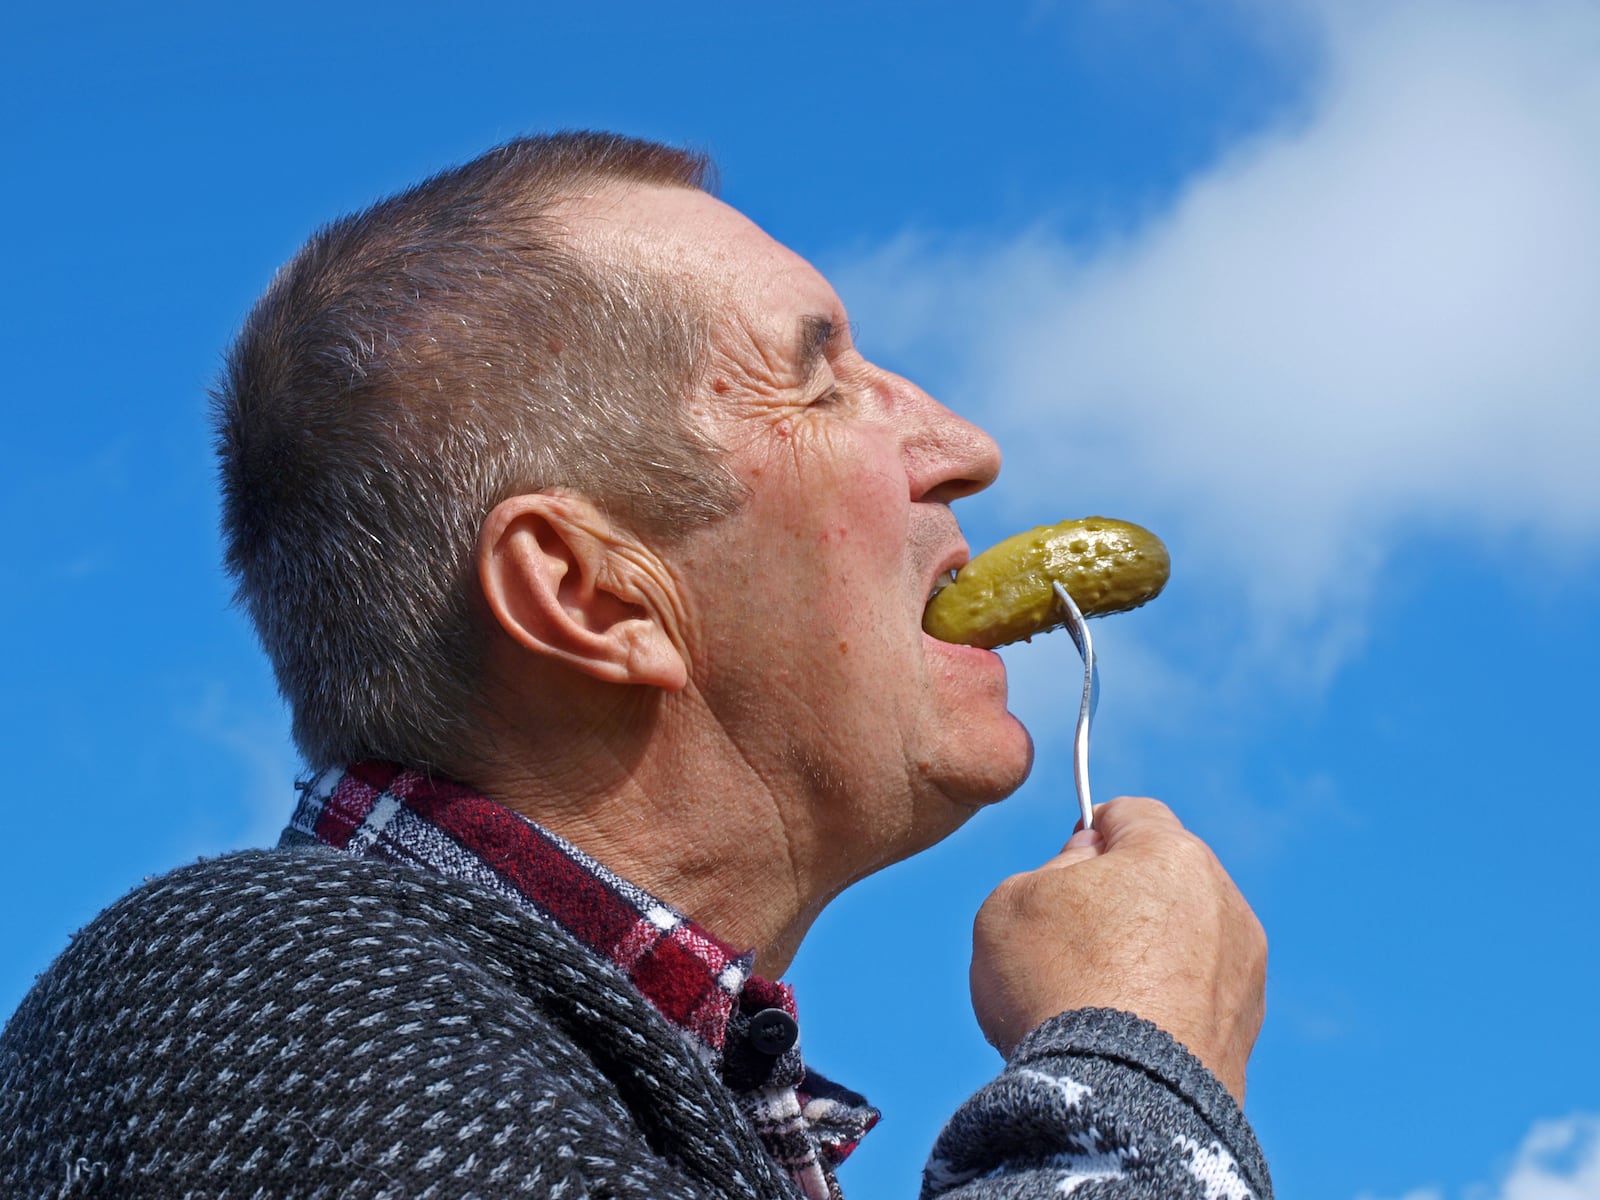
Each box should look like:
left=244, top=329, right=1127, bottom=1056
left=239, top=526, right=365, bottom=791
left=476, top=493, right=687, bottom=691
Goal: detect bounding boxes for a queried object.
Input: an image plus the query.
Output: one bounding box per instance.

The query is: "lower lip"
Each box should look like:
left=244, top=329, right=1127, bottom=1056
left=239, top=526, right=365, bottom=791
left=922, top=631, right=1003, bottom=667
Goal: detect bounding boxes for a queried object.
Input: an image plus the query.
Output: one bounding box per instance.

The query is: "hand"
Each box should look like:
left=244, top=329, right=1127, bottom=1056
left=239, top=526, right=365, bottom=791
left=970, top=796, right=1267, bottom=1103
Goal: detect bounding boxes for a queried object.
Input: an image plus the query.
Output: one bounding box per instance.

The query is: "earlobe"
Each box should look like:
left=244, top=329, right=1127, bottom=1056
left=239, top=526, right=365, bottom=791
left=477, top=494, right=687, bottom=691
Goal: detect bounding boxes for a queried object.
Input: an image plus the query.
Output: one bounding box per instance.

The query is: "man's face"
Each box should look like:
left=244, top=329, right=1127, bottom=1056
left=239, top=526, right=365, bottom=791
left=577, top=185, right=1033, bottom=881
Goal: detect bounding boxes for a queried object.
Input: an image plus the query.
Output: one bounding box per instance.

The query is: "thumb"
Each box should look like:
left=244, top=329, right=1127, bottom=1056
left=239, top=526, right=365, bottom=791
left=1037, top=826, right=1105, bottom=872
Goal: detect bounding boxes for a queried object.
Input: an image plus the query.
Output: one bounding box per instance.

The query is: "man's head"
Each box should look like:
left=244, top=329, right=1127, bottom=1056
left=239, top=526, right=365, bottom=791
left=214, top=133, right=741, bottom=774
left=526, top=184, right=1034, bottom=887
left=218, top=133, right=1032, bottom=886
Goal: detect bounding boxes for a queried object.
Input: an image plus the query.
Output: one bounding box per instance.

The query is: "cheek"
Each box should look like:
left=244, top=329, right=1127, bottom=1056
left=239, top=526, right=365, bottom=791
left=789, top=424, right=906, bottom=527
left=731, top=424, right=911, bottom=625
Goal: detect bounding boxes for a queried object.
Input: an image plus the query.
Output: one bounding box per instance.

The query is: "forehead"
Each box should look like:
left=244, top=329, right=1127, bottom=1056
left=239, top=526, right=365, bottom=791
left=563, top=184, right=845, bottom=352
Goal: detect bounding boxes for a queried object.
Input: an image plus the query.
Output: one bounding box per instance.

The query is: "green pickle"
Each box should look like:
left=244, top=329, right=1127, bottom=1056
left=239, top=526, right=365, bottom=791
left=924, top=517, right=1170, bottom=649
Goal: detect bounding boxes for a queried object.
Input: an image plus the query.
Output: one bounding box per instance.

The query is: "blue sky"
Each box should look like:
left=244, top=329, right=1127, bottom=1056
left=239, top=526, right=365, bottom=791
left=4, top=3, right=1598, bottom=1197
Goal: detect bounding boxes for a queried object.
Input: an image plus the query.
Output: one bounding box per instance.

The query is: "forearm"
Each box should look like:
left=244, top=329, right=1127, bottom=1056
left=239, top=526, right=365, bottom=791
left=923, top=1008, right=1271, bottom=1200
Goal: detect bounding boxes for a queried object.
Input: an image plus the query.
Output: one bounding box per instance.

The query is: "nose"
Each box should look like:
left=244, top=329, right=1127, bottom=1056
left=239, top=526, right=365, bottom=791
left=896, top=374, right=1003, bottom=504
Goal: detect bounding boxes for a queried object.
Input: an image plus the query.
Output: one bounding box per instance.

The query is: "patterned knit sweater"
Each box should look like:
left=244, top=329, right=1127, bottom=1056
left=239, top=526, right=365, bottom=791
left=0, top=847, right=1271, bottom=1198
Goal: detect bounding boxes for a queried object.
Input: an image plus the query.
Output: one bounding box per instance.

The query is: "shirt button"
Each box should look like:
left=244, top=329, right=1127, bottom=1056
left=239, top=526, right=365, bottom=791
left=748, top=1008, right=799, bottom=1056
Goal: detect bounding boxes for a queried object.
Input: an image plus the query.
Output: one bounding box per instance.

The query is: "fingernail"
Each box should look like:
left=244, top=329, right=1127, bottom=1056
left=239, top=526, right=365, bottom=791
left=1066, top=828, right=1103, bottom=851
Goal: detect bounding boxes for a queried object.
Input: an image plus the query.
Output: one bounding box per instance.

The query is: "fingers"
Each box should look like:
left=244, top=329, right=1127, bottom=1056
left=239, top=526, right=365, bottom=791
left=1037, top=826, right=1104, bottom=872
left=1037, top=796, right=1179, bottom=873
left=1091, top=795, right=1186, bottom=848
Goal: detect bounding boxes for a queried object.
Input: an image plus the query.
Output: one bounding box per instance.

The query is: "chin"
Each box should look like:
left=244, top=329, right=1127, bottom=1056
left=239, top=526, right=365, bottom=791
left=938, top=711, right=1035, bottom=812
left=890, top=736, right=1033, bottom=870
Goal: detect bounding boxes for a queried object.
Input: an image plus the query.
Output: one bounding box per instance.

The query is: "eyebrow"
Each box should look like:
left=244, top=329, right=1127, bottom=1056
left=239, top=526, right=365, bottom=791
left=795, top=314, right=842, bottom=383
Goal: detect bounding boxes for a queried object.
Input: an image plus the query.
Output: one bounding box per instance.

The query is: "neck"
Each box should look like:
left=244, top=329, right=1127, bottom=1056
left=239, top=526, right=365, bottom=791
left=466, top=688, right=825, bottom=977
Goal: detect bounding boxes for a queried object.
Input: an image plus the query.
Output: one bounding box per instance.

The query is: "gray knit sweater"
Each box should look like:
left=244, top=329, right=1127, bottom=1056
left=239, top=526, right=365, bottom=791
left=0, top=848, right=1270, bottom=1198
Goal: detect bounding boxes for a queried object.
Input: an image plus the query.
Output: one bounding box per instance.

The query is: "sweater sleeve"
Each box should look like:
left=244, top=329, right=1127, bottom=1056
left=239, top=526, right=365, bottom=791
left=921, top=1009, right=1272, bottom=1200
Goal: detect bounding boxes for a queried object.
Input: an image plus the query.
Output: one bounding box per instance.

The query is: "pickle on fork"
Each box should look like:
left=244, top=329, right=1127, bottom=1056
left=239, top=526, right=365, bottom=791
left=924, top=517, right=1170, bottom=650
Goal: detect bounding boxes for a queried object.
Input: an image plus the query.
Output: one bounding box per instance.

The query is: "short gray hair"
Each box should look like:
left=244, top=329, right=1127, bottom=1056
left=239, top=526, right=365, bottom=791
left=213, top=133, right=741, bottom=775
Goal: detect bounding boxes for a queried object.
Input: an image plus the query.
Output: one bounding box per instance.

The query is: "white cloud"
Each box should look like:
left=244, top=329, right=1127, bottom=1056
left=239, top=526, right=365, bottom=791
left=835, top=0, right=1600, bottom=686
left=1356, top=1114, right=1600, bottom=1200
left=1496, top=1115, right=1600, bottom=1200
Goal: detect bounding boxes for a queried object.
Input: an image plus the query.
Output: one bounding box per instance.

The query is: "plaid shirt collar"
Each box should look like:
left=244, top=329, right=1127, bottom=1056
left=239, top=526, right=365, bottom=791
left=286, top=762, right=877, bottom=1198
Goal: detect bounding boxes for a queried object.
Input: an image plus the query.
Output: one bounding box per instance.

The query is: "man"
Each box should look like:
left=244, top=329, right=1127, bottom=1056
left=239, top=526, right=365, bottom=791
left=0, top=133, right=1269, bottom=1197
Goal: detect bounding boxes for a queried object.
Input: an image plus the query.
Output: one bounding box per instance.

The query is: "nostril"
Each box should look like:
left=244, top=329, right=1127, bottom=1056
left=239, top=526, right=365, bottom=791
left=926, top=475, right=992, bottom=504
left=895, top=376, right=1002, bottom=502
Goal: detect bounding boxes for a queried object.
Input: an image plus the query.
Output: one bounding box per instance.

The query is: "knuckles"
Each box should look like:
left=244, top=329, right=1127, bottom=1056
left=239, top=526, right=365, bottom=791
left=976, top=821, right=1264, bottom=966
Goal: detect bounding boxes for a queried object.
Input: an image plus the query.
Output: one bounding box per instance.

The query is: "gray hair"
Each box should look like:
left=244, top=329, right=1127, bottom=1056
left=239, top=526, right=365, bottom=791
left=213, top=132, right=741, bottom=775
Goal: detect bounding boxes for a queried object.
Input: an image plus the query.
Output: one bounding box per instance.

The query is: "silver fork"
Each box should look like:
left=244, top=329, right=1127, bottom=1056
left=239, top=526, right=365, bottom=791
left=1052, top=581, right=1100, bottom=831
